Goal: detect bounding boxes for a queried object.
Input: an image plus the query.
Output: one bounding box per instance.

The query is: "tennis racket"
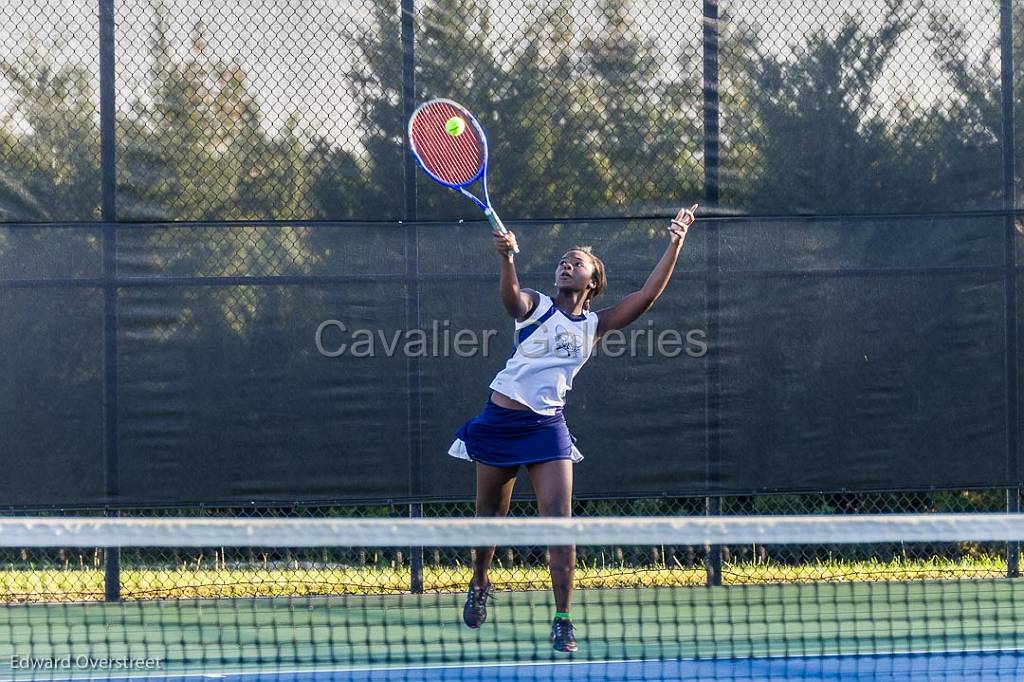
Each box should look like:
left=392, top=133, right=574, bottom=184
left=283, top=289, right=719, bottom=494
left=408, top=98, right=518, bottom=261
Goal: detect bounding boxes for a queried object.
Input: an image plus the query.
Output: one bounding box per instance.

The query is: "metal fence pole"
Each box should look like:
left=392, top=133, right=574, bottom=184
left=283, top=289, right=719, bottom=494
left=1000, top=0, right=1019, bottom=580
left=999, top=0, right=1016, bottom=213
left=705, top=497, right=722, bottom=586
left=409, top=503, right=424, bottom=593
left=1009, top=490, right=1020, bottom=578
left=703, top=0, right=720, bottom=206
left=99, top=0, right=120, bottom=603
left=401, top=0, right=425, bottom=594
left=702, top=0, right=722, bottom=588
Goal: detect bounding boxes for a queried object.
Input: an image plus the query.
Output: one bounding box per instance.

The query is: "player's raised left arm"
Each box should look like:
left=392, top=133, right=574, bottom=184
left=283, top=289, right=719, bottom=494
left=596, top=205, right=697, bottom=338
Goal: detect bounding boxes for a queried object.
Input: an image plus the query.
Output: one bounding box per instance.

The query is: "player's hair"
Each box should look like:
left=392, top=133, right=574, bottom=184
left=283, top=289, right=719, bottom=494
left=570, top=245, right=607, bottom=310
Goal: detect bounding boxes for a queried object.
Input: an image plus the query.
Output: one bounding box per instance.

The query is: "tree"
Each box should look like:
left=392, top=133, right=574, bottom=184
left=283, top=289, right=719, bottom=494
left=922, top=1, right=1020, bottom=209
left=581, top=0, right=702, bottom=214
left=0, top=49, right=99, bottom=220
left=119, top=8, right=270, bottom=221
left=729, top=0, right=916, bottom=213
left=335, top=0, right=407, bottom=221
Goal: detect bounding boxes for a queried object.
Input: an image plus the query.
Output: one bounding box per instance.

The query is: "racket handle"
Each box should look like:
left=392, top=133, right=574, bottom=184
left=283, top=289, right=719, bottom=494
left=485, top=208, right=519, bottom=260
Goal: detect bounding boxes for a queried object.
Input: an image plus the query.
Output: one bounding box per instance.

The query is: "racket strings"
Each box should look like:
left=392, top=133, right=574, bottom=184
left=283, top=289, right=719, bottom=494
left=411, top=102, right=484, bottom=186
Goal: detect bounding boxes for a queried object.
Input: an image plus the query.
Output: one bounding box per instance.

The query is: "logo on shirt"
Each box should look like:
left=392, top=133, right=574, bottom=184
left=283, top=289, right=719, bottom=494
left=554, top=325, right=583, bottom=358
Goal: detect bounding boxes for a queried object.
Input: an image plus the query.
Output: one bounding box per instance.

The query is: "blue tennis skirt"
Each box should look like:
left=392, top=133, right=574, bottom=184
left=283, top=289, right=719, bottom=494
left=448, top=399, right=584, bottom=467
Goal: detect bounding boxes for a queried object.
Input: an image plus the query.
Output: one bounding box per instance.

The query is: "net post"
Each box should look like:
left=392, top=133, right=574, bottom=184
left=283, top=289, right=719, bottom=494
left=410, top=503, right=424, bottom=593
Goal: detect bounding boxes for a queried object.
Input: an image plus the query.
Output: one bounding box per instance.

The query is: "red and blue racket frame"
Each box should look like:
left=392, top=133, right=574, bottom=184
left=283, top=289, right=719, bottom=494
left=408, top=98, right=519, bottom=261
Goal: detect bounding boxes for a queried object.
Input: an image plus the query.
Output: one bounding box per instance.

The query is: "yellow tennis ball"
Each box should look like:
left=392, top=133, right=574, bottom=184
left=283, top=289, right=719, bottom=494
left=445, top=116, right=465, bottom=137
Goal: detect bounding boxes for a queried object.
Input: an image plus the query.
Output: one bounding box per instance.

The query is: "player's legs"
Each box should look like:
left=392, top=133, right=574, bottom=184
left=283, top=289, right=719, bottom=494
left=527, top=459, right=574, bottom=612
left=472, top=462, right=518, bottom=586
left=464, top=462, right=517, bottom=628
left=527, top=458, right=577, bottom=652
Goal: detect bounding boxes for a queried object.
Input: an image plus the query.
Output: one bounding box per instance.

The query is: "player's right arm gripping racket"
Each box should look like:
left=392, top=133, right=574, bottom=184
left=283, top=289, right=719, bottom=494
left=408, top=99, right=518, bottom=262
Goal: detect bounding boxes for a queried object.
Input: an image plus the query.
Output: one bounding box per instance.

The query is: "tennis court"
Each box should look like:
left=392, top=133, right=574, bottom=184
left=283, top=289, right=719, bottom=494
left=3, top=516, right=1024, bottom=682
left=2, top=0, right=1023, bottom=680
left=4, top=574, right=1024, bottom=681
left=3, top=587, right=1024, bottom=681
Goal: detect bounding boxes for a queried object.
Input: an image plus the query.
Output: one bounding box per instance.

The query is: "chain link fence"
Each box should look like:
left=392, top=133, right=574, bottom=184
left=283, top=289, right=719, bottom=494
left=0, top=0, right=1019, bottom=222
left=1, top=0, right=1022, bottom=604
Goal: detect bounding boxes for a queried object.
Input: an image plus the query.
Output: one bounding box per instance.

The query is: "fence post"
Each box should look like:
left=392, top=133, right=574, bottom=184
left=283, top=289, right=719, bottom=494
left=702, top=0, right=723, bottom=588
left=705, top=497, right=722, bottom=586
left=99, top=0, right=120, bottom=603
left=1009, top=490, right=1020, bottom=579
left=703, top=0, right=720, bottom=206
left=1000, top=0, right=1018, bottom=580
left=410, top=503, right=424, bottom=593
left=401, top=0, right=425, bottom=594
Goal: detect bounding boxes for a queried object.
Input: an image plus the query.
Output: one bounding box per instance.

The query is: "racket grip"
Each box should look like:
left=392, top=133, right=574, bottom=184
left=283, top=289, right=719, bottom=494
left=485, top=208, right=519, bottom=259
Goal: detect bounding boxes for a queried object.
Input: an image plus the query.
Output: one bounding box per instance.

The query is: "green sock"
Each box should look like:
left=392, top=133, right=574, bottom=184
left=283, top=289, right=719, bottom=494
left=554, top=611, right=571, bottom=621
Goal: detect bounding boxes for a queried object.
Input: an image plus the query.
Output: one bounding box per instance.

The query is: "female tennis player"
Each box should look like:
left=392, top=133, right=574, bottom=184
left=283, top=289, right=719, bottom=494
left=447, top=205, right=698, bottom=653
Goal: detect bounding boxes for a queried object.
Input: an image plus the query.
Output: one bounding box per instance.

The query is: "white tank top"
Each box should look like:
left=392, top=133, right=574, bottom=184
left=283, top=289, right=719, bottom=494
left=489, top=293, right=600, bottom=415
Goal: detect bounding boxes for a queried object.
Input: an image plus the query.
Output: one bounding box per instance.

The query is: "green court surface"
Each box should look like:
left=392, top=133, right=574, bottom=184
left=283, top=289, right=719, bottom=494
left=2, top=579, right=1023, bottom=678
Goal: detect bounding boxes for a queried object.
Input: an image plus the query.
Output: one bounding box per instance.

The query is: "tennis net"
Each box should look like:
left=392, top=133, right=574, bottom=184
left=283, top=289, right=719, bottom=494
left=1, top=514, right=1023, bottom=681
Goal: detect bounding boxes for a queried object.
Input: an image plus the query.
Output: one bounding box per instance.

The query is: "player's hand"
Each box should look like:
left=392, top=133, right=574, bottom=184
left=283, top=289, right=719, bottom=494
left=668, top=204, right=698, bottom=244
left=493, top=230, right=519, bottom=258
